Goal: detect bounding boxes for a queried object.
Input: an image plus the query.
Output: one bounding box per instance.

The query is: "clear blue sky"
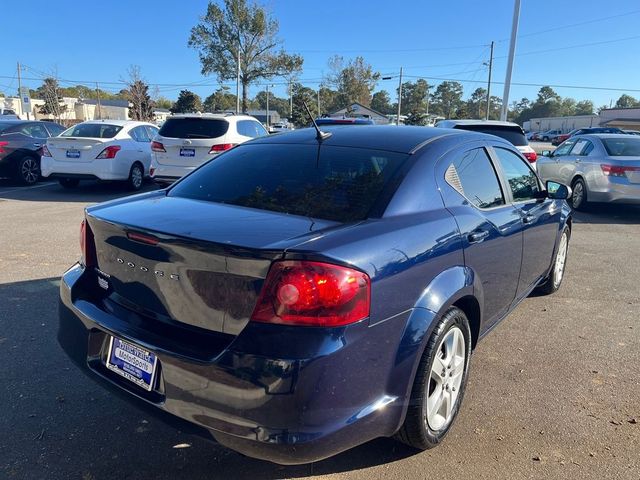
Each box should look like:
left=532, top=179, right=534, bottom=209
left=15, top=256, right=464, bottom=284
left=2, top=0, right=640, bottom=109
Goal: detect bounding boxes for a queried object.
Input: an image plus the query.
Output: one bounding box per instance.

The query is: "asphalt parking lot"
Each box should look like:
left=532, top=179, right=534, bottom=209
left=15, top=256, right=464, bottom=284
left=1, top=179, right=639, bottom=480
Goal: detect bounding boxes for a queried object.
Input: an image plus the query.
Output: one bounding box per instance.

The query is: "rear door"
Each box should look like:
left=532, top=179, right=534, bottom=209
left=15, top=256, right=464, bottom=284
left=129, top=126, right=153, bottom=170
left=490, top=146, right=560, bottom=298
left=155, top=117, right=230, bottom=167
left=436, top=143, right=523, bottom=329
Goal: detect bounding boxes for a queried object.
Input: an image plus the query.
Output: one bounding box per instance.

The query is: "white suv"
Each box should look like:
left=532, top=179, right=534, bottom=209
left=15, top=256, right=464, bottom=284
left=150, top=113, right=268, bottom=184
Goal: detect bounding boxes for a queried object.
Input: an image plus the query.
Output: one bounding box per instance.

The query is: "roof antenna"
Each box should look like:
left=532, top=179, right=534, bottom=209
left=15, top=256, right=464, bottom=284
left=303, top=101, right=331, bottom=141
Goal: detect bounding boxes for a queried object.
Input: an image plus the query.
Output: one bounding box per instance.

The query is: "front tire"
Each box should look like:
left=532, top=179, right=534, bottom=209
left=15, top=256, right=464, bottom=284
left=127, top=163, right=144, bottom=191
left=571, top=178, right=588, bottom=210
left=536, top=227, right=570, bottom=295
left=17, top=156, right=40, bottom=185
left=395, top=306, right=472, bottom=450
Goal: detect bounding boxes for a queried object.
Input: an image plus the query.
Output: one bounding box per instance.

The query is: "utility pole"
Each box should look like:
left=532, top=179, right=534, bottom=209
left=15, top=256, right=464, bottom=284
left=396, top=67, right=403, bottom=125
left=236, top=45, right=241, bottom=114
left=317, top=87, right=321, bottom=117
left=95, top=82, right=102, bottom=120
left=486, top=41, right=494, bottom=120
left=426, top=82, right=430, bottom=116
left=500, top=0, right=521, bottom=121
left=266, top=84, right=270, bottom=130
left=289, top=79, right=293, bottom=120
left=17, top=62, right=29, bottom=120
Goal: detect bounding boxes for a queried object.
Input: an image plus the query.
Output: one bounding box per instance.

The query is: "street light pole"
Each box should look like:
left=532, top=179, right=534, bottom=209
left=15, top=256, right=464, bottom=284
left=486, top=41, right=494, bottom=120
left=500, top=0, right=521, bottom=121
left=396, top=67, right=403, bottom=125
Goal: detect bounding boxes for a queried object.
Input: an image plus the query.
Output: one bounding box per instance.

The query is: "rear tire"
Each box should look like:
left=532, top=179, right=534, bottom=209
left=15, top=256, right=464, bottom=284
left=17, top=156, right=40, bottom=185
left=395, top=306, right=472, bottom=450
left=59, top=178, right=80, bottom=189
left=571, top=178, right=588, bottom=210
left=127, top=163, right=144, bottom=191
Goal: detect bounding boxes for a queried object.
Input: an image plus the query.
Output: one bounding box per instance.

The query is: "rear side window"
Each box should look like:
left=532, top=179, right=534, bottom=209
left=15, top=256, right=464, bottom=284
left=493, top=148, right=540, bottom=201
left=45, top=123, right=66, bottom=136
left=445, top=148, right=505, bottom=209
left=130, top=126, right=150, bottom=142
left=237, top=120, right=268, bottom=138
left=159, top=118, right=229, bottom=139
left=570, top=139, right=594, bottom=156
left=61, top=123, right=122, bottom=138
left=456, top=125, right=527, bottom=146
left=169, top=144, right=409, bottom=222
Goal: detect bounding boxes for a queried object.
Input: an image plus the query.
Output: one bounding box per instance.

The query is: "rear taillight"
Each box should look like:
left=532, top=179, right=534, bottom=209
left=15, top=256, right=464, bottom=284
left=95, top=145, right=121, bottom=159
left=0, top=141, right=8, bottom=154
left=523, top=151, right=537, bottom=163
left=251, top=261, right=370, bottom=327
left=42, top=144, right=52, bottom=157
left=151, top=141, right=166, bottom=152
left=209, top=143, right=235, bottom=154
left=80, top=219, right=97, bottom=267
left=601, top=164, right=640, bottom=177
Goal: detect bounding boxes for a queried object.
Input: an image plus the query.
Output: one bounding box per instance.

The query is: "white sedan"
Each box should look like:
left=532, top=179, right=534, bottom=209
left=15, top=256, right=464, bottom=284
left=41, top=120, right=159, bottom=190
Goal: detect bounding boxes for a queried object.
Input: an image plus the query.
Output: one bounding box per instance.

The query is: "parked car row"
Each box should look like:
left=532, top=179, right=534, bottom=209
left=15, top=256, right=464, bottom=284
left=527, top=127, right=626, bottom=145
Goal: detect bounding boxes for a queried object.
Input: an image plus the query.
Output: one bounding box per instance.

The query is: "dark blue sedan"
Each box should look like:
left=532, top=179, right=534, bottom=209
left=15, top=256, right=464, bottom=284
left=58, top=125, right=572, bottom=464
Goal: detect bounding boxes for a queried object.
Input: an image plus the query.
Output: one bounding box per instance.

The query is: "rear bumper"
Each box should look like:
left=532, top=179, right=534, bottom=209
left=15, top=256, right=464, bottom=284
left=149, top=162, right=196, bottom=182
left=41, top=157, right=134, bottom=181
left=588, top=178, right=640, bottom=204
left=58, top=264, right=417, bottom=464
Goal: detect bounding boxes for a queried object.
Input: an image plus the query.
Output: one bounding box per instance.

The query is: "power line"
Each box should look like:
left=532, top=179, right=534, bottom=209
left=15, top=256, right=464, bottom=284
left=502, top=8, right=640, bottom=42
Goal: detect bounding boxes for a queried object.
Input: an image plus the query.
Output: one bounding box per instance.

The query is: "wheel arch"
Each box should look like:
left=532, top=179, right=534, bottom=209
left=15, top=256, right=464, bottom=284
left=387, top=265, right=484, bottom=433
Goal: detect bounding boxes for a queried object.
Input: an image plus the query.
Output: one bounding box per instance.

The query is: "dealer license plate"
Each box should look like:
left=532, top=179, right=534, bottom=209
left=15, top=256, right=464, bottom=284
left=106, top=337, right=158, bottom=391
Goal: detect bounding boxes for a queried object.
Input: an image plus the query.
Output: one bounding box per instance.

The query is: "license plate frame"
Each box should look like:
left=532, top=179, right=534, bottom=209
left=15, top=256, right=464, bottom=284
left=106, top=337, right=158, bottom=392
left=66, top=149, right=81, bottom=159
left=179, top=148, right=196, bottom=157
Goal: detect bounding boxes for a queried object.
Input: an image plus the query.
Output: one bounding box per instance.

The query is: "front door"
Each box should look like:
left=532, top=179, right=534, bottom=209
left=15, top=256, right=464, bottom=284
left=490, top=146, right=561, bottom=299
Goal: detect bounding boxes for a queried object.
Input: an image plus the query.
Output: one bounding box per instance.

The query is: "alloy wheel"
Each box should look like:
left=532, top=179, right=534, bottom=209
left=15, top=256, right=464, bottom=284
left=131, top=165, right=143, bottom=189
left=553, top=232, right=568, bottom=288
left=426, top=326, right=466, bottom=431
left=21, top=158, right=39, bottom=184
left=572, top=182, right=584, bottom=208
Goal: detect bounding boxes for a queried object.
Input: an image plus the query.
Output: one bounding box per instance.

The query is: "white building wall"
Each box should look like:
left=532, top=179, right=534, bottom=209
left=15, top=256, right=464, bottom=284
left=527, top=115, right=599, bottom=133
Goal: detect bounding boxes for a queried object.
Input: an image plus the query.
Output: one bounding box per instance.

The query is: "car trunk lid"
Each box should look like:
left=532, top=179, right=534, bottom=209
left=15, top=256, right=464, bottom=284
left=85, top=194, right=339, bottom=335
left=47, top=137, right=109, bottom=163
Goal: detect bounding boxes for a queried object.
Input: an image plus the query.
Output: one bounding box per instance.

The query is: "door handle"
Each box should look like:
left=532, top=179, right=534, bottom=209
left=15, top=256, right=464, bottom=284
left=575, top=158, right=581, bottom=164
left=468, top=230, right=489, bottom=243
left=522, top=214, right=536, bottom=224
left=33, top=143, right=41, bottom=148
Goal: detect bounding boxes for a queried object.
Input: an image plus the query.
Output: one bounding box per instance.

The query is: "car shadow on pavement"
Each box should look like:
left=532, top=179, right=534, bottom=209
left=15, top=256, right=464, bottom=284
left=571, top=203, right=640, bottom=225
left=0, top=179, right=161, bottom=203
left=0, top=277, right=418, bottom=480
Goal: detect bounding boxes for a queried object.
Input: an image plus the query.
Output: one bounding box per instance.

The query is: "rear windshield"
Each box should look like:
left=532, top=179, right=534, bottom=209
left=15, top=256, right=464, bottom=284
left=169, top=144, right=409, bottom=222
left=455, top=125, right=527, bottom=146
left=61, top=123, right=123, bottom=138
left=159, top=118, right=229, bottom=139
left=602, top=137, right=640, bottom=156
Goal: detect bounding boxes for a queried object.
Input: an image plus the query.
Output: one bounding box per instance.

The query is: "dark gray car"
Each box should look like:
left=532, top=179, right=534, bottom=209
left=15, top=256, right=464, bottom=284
left=0, top=120, right=66, bottom=184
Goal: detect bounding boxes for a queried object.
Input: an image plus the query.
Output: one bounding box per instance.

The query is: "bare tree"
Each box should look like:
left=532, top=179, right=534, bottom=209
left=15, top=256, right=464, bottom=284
left=124, top=65, right=154, bottom=121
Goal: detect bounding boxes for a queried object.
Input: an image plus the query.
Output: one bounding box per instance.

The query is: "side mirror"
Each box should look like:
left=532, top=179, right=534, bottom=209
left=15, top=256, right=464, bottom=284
left=546, top=181, right=571, bottom=200
left=540, top=150, right=552, bottom=157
